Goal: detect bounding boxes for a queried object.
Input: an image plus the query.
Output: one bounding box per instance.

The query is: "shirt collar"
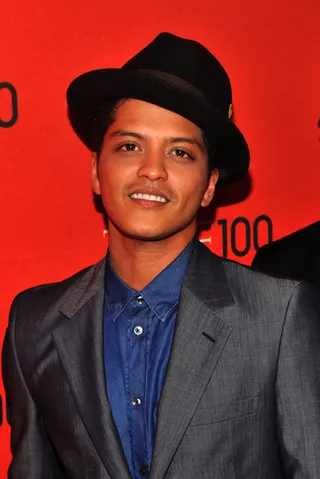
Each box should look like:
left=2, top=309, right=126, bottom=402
left=105, top=238, right=194, bottom=323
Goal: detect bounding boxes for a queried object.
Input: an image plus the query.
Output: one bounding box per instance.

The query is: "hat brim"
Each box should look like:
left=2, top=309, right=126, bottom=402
left=67, top=69, right=250, bottom=184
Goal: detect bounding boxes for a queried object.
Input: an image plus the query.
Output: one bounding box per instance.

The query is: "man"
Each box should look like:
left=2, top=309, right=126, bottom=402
left=2, top=32, right=320, bottom=479
left=253, top=221, right=320, bottom=289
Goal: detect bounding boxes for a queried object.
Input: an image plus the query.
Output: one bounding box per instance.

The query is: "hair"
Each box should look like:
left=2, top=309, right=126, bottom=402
left=201, top=134, right=216, bottom=175
left=95, top=99, right=216, bottom=174
left=95, top=98, right=126, bottom=160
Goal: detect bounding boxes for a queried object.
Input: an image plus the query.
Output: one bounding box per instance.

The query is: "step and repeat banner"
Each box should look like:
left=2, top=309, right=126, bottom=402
left=1, top=0, right=319, bottom=474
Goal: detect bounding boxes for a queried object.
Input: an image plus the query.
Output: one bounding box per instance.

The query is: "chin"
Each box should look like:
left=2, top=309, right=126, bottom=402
left=125, top=223, right=196, bottom=243
left=110, top=216, right=196, bottom=242
left=117, top=223, right=175, bottom=242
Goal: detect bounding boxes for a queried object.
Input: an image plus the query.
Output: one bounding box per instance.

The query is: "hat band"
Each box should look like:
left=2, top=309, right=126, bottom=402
left=133, top=68, right=207, bottom=102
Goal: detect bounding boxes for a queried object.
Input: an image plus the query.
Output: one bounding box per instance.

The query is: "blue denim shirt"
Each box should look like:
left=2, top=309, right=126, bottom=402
left=104, top=240, right=193, bottom=478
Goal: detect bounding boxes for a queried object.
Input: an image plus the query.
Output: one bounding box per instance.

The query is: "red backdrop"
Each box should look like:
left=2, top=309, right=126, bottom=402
left=1, top=0, right=319, bottom=474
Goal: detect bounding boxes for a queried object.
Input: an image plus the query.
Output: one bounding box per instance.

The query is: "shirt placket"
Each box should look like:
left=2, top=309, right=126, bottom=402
left=127, top=294, right=150, bottom=478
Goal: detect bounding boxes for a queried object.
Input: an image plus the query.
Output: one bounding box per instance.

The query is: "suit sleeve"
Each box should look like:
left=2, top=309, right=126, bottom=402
left=276, top=282, right=320, bottom=477
left=2, top=297, right=64, bottom=479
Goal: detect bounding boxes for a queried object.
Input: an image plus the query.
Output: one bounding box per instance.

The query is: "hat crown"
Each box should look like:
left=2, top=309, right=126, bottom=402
left=122, top=33, right=232, bottom=115
left=66, top=32, right=249, bottom=183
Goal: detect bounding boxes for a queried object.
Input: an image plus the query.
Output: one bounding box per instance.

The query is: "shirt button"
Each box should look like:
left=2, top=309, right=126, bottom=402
left=136, top=295, right=144, bottom=305
left=133, top=326, right=143, bottom=336
left=132, top=397, right=142, bottom=407
left=139, top=466, right=148, bottom=476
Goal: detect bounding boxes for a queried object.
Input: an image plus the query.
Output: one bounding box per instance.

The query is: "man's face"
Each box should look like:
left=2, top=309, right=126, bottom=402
left=92, top=99, right=218, bottom=242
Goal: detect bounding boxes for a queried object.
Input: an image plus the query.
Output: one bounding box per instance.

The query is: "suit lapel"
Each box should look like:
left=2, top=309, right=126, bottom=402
left=52, top=259, right=131, bottom=479
left=150, top=242, right=234, bottom=479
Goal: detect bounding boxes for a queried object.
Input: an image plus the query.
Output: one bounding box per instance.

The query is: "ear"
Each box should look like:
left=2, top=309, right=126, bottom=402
left=201, top=169, right=219, bottom=207
left=92, top=153, right=101, bottom=195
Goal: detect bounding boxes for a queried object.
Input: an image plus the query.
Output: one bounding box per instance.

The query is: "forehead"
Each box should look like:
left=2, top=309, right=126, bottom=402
left=108, top=99, right=204, bottom=139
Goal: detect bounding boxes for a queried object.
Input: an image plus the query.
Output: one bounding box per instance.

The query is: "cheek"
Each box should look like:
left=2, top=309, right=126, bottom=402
left=98, top=164, right=124, bottom=196
left=98, top=164, right=139, bottom=214
left=178, top=171, right=208, bottom=205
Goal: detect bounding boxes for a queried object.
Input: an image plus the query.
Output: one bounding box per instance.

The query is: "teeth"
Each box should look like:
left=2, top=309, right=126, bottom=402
left=130, top=193, right=167, bottom=203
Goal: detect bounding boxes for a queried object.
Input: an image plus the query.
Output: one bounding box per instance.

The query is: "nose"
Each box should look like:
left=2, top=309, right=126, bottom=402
left=137, top=150, right=168, bottom=182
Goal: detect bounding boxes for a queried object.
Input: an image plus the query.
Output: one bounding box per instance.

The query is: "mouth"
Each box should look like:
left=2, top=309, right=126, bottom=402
left=129, top=192, right=168, bottom=203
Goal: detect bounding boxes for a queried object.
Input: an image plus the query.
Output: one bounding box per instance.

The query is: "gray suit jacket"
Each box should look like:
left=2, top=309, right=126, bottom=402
left=3, top=241, right=320, bottom=478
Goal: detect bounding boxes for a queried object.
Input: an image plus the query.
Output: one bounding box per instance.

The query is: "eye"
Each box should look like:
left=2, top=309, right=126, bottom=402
left=172, top=149, right=194, bottom=159
left=118, top=143, right=139, bottom=152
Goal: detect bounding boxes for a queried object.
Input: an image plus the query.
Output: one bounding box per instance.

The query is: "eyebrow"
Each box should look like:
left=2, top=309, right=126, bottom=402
left=109, top=130, right=146, bottom=140
left=167, top=136, right=205, bottom=152
left=108, top=129, right=205, bottom=152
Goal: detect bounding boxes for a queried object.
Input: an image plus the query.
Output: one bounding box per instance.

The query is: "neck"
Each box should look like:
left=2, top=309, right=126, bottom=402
left=107, top=228, right=196, bottom=290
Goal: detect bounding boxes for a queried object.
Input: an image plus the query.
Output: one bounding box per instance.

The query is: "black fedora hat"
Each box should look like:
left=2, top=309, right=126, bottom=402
left=67, top=32, right=249, bottom=184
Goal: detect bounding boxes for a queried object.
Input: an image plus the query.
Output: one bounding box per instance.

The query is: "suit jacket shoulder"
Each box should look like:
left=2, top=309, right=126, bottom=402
left=7, top=259, right=105, bottom=371
left=223, top=256, right=300, bottom=320
left=12, top=259, right=105, bottom=317
left=183, top=240, right=301, bottom=328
